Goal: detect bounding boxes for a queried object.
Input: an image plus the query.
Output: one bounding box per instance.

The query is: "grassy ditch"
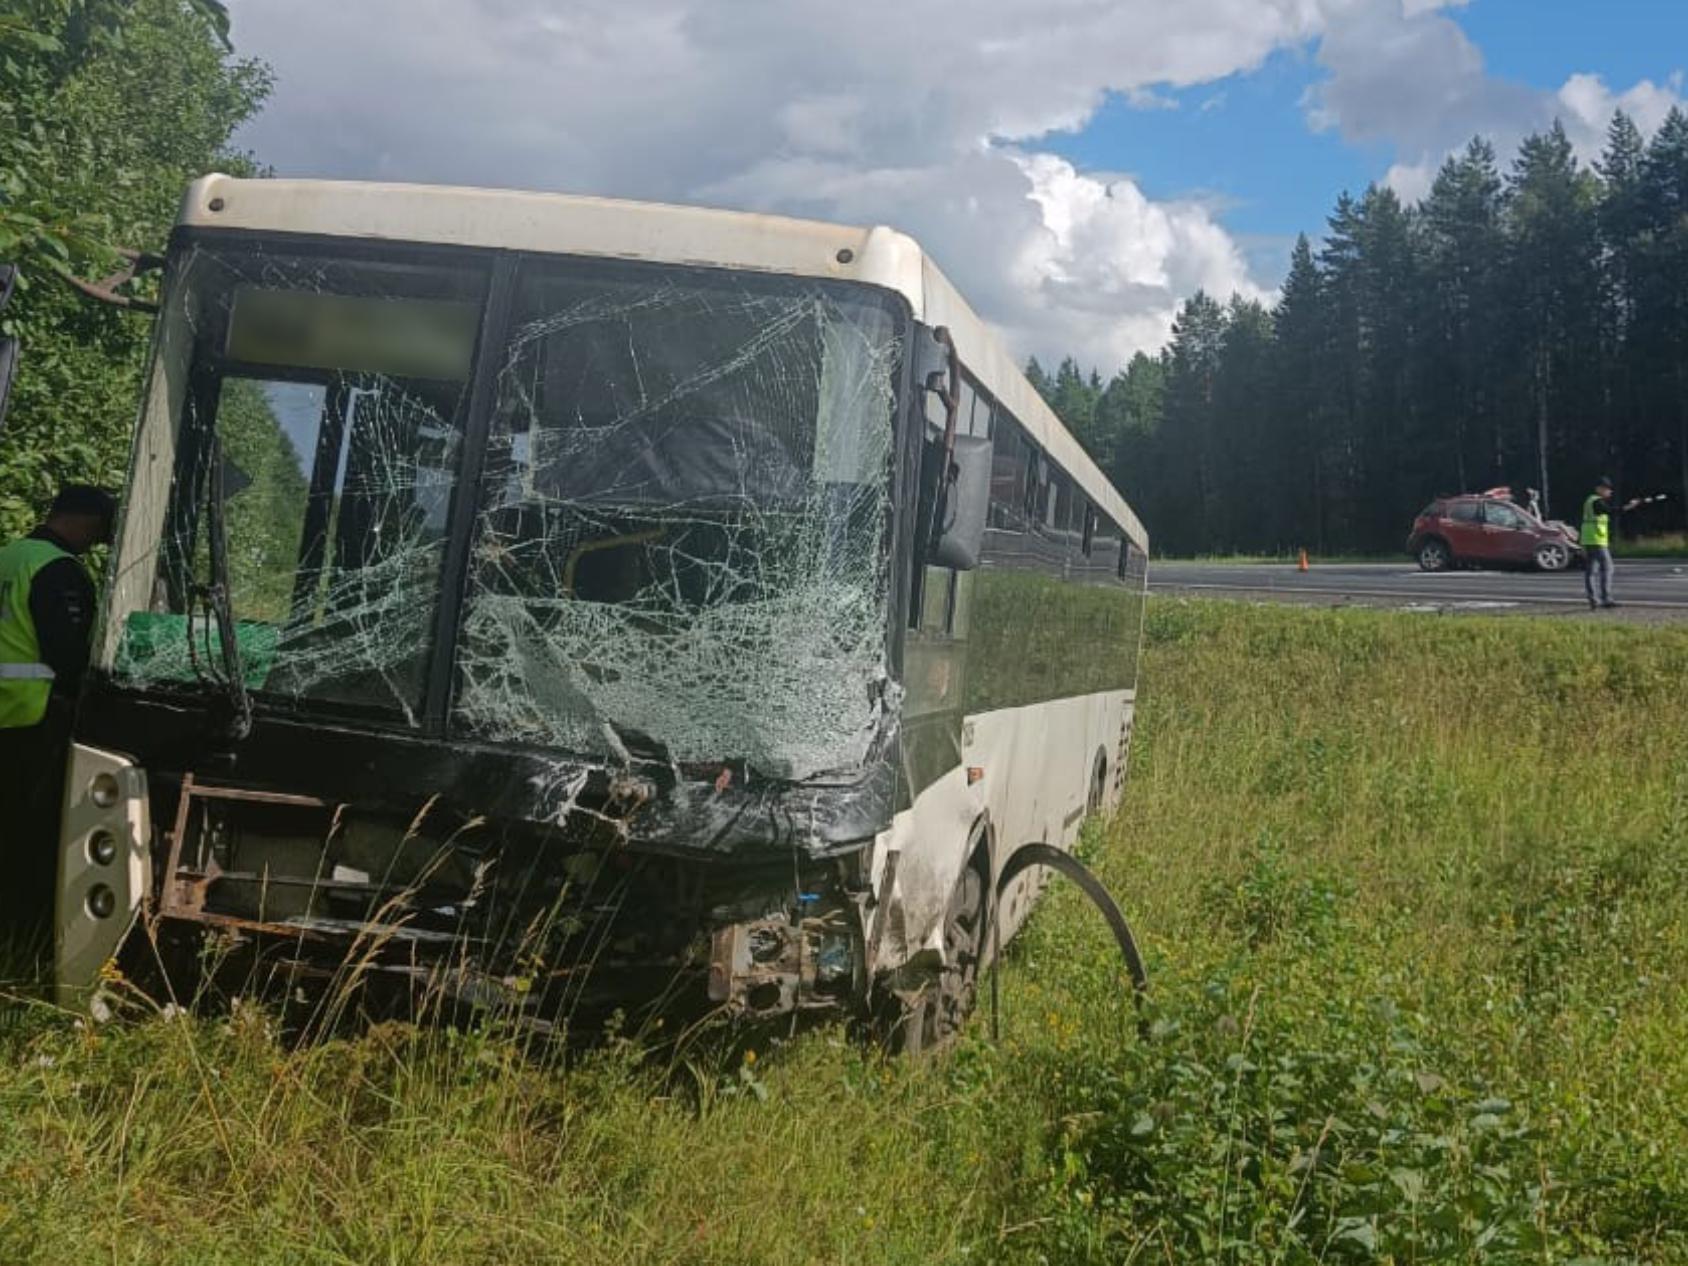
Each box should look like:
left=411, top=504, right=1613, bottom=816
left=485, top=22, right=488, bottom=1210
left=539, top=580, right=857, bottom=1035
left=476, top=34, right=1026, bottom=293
left=2, top=600, right=1685, bottom=1263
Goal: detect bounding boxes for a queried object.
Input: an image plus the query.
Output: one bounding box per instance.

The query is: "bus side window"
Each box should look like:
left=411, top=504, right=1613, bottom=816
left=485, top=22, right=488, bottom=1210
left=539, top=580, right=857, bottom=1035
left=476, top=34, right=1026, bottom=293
left=988, top=413, right=1026, bottom=531
left=968, top=385, right=994, bottom=439
left=954, top=378, right=977, bottom=438
left=949, top=568, right=973, bottom=637
left=1042, top=467, right=1073, bottom=540
left=919, top=564, right=955, bottom=634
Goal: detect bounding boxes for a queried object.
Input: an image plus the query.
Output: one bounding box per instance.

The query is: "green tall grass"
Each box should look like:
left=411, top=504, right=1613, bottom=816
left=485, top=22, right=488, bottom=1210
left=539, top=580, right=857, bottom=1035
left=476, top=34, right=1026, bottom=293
left=1616, top=532, right=1688, bottom=559
left=2, top=600, right=1685, bottom=1263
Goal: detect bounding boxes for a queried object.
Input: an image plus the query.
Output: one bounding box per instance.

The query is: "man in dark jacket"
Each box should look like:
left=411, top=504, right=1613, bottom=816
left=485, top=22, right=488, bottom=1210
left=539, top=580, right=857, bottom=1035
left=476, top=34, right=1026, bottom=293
left=0, top=484, right=116, bottom=938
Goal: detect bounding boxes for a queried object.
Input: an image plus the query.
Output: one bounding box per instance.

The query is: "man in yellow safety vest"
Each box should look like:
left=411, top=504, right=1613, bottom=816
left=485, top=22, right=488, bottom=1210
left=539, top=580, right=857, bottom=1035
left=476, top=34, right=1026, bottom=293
left=0, top=484, right=115, bottom=936
left=1580, top=476, right=1640, bottom=611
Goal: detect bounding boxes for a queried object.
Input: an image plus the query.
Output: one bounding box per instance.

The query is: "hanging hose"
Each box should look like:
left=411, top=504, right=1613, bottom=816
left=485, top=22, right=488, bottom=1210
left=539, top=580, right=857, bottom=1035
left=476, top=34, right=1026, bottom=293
left=987, top=842, right=1149, bottom=1042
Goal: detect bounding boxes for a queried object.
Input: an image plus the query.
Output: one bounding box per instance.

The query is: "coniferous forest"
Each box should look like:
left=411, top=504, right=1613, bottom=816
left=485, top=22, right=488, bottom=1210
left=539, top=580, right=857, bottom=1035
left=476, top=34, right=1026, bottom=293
left=1034, top=115, right=1688, bottom=557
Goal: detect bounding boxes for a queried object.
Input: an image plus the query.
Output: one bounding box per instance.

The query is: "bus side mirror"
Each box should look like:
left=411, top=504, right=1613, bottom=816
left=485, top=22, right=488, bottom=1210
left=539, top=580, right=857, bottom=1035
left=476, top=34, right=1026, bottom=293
left=0, top=264, right=17, bottom=434
left=911, top=323, right=952, bottom=411
left=928, top=435, right=991, bottom=571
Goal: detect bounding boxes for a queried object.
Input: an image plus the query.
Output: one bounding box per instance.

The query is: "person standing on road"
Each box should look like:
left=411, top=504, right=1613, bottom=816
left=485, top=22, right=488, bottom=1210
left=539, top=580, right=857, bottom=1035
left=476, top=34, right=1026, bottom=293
left=1581, top=477, right=1641, bottom=611
left=0, top=484, right=116, bottom=938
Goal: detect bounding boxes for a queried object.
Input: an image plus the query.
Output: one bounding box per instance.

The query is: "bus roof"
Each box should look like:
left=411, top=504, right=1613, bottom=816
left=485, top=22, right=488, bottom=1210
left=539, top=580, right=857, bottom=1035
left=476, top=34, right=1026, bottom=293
left=179, top=174, right=1146, bottom=548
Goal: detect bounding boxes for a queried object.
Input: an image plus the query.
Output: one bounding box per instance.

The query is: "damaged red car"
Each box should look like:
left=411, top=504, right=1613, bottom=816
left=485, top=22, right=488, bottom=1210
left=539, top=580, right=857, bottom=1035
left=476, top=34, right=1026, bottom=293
left=1407, top=490, right=1582, bottom=573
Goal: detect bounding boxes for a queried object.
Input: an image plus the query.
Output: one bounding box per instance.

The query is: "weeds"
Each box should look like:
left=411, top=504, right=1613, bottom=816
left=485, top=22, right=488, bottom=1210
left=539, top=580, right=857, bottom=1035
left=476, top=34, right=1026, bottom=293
left=2, top=600, right=1686, bottom=1262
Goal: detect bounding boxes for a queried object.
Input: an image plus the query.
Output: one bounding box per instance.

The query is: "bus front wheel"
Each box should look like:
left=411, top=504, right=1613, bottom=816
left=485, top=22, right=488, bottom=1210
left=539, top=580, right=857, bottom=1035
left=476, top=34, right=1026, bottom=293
left=890, top=859, right=987, bottom=1054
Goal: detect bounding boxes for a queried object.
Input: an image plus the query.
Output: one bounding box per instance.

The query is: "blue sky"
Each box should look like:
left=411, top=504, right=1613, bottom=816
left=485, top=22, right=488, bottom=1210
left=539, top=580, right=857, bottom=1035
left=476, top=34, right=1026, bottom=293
left=1044, top=0, right=1688, bottom=279
left=1041, top=50, right=1383, bottom=279
left=1460, top=0, right=1688, bottom=88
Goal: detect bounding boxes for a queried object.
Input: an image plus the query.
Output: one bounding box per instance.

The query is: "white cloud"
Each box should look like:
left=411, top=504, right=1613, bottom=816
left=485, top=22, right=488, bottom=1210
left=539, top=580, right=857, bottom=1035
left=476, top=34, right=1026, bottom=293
left=217, top=0, right=1686, bottom=369
left=224, top=0, right=1335, bottom=369
left=1556, top=72, right=1687, bottom=159
left=1125, top=86, right=1182, bottom=112
left=1381, top=160, right=1438, bottom=204
left=1012, top=154, right=1273, bottom=365
left=1400, top=0, right=1467, bottom=17
left=1307, top=2, right=1685, bottom=200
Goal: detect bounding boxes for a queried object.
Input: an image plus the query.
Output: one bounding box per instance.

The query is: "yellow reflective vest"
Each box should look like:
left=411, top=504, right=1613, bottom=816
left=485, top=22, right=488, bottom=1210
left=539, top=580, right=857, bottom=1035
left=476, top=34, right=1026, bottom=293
left=0, top=536, right=73, bottom=728
left=1580, top=494, right=1610, bottom=549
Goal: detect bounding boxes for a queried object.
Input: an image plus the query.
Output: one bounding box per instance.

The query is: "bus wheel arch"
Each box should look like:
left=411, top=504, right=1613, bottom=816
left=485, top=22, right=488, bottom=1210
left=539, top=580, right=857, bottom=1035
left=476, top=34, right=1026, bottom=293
left=1087, top=747, right=1109, bottom=815
left=986, top=842, right=1150, bottom=1042
left=881, top=815, right=993, bottom=1054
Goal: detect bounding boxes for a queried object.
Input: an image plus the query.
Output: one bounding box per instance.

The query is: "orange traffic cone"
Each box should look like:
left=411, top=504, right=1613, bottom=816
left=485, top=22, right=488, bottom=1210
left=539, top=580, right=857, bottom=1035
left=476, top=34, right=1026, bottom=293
left=1297, top=549, right=1310, bottom=572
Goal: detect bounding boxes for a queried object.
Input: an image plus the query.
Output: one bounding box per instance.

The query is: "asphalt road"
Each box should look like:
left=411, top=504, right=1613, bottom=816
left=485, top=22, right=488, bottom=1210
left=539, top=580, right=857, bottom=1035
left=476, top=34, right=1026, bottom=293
left=1149, top=559, right=1688, bottom=618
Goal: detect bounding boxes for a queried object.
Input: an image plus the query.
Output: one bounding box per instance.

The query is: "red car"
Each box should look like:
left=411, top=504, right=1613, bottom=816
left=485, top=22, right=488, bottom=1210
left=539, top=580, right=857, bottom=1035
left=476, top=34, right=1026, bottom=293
left=1407, top=492, right=1582, bottom=572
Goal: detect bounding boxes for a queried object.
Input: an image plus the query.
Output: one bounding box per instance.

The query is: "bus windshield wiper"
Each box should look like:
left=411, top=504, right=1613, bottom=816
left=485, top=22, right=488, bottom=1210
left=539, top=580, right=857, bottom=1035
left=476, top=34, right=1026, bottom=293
left=197, top=433, right=253, bottom=741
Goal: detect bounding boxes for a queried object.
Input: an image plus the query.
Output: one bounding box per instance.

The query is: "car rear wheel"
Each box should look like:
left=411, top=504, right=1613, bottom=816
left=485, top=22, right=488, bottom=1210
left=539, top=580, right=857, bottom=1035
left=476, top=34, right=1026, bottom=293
left=1534, top=540, right=1571, bottom=571
left=1417, top=539, right=1452, bottom=572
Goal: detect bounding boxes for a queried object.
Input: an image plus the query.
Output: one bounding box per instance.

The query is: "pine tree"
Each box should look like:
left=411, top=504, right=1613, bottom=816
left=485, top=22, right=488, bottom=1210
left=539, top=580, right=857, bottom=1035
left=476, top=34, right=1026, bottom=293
left=1598, top=112, right=1649, bottom=491
left=1419, top=138, right=1505, bottom=496
left=1211, top=296, right=1276, bottom=550
left=1104, top=352, right=1167, bottom=528
left=1049, top=357, right=1100, bottom=456
left=1318, top=192, right=1368, bottom=544
left=1274, top=235, right=1331, bottom=552
left=1159, top=292, right=1228, bottom=553
left=1636, top=108, right=1688, bottom=511
left=1355, top=185, right=1420, bottom=546
left=1505, top=122, right=1603, bottom=518
left=1024, top=357, right=1052, bottom=403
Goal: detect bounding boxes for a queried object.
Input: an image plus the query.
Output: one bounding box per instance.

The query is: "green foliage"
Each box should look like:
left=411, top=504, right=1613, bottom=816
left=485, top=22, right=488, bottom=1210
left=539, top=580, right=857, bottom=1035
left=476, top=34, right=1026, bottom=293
left=0, top=0, right=268, bottom=539
left=3, top=601, right=1685, bottom=1262
left=1198, top=829, right=1345, bottom=949
left=217, top=379, right=312, bottom=622
left=0, top=0, right=233, bottom=260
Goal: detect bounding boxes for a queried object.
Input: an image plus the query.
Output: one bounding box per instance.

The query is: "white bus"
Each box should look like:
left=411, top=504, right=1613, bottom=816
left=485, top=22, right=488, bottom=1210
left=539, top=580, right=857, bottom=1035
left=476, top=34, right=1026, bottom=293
left=55, top=175, right=1149, bottom=1045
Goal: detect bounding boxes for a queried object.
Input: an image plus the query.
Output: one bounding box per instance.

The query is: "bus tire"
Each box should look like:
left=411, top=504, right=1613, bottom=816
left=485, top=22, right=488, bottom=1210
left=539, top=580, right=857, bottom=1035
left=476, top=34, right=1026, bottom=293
left=888, top=849, right=989, bottom=1055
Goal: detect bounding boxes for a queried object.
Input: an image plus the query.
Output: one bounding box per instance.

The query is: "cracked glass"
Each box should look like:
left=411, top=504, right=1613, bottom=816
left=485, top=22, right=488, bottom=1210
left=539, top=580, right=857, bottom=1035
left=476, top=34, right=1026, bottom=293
left=103, top=244, right=485, bottom=725
left=452, top=263, right=902, bottom=781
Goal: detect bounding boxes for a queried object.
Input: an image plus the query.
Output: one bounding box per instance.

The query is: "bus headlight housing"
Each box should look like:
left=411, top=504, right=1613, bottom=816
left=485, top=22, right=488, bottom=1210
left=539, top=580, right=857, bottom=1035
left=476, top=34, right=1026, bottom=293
left=55, top=746, right=151, bottom=1009
left=89, top=772, right=121, bottom=809
left=87, top=829, right=118, bottom=866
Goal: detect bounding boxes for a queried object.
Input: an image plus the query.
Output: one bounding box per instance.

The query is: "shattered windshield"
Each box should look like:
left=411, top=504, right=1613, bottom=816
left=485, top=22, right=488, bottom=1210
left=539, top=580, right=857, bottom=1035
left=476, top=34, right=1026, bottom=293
left=105, top=245, right=485, bottom=725
left=452, top=264, right=901, bottom=780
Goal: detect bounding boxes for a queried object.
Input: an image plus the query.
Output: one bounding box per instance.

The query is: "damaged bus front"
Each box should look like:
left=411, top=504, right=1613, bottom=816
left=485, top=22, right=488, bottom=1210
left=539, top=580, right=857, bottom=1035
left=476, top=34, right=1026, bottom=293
left=62, top=208, right=932, bottom=1024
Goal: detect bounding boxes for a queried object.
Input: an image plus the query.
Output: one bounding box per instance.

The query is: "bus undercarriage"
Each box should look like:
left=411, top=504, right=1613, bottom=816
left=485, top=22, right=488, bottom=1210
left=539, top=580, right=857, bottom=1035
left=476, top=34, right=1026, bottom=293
left=63, top=697, right=914, bottom=1031
left=151, top=773, right=875, bottom=1027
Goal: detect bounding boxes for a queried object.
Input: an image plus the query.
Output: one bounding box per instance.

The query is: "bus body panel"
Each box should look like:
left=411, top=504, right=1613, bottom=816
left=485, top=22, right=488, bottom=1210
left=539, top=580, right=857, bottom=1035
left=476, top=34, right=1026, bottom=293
left=972, top=689, right=1133, bottom=949
left=54, top=744, right=151, bottom=1006
left=177, top=174, right=927, bottom=323
left=866, top=688, right=1134, bottom=976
